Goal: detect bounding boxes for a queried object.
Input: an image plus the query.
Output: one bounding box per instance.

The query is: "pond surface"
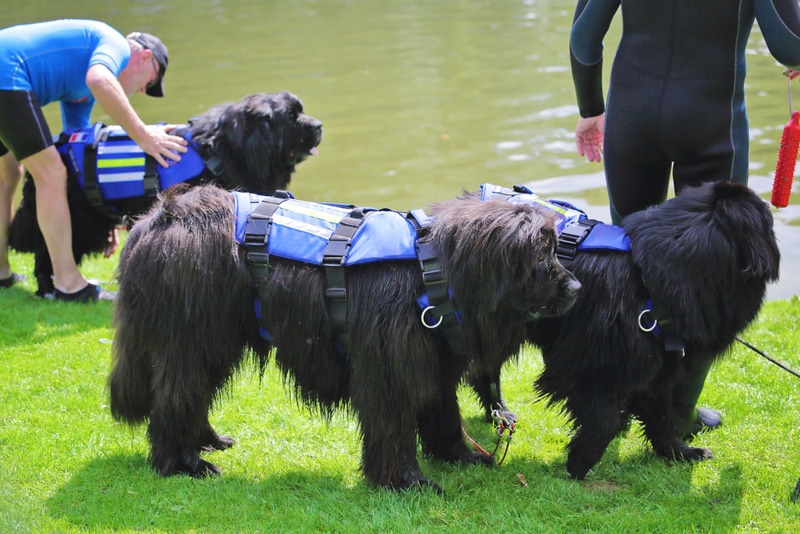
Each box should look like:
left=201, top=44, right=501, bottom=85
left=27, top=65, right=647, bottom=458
left=4, top=0, right=798, bottom=299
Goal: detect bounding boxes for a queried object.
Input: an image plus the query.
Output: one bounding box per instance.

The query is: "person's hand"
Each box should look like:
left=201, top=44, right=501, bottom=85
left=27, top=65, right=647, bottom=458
left=575, top=114, right=604, bottom=163
left=103, top=227, right=119, bottom=258
left=139, top=124, right=188, bottom=167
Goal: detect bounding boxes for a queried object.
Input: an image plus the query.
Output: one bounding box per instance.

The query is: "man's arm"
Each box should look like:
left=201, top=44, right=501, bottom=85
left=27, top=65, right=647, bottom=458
left=85, top=64, right=186, bottom=166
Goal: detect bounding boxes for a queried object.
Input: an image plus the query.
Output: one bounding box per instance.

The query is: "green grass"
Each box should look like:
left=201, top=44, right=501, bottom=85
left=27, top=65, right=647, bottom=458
left=2, top=245, right=800, bottom=533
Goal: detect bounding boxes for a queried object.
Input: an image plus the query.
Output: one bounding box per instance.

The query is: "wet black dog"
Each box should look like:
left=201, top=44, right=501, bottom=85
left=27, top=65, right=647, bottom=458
left=8, top=91, right=322, bottom=296
left=527, top=181, right=780, bottom=479
left=108, top=184, right=580, bottom=491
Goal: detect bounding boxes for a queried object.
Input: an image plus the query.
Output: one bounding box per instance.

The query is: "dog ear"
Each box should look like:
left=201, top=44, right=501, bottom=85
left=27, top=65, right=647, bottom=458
left=710, top=183, right=781, bottom=281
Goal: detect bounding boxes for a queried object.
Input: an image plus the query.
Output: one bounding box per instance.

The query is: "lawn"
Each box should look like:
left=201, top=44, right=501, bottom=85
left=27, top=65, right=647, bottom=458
left=1, top=246, right=799, bottom=533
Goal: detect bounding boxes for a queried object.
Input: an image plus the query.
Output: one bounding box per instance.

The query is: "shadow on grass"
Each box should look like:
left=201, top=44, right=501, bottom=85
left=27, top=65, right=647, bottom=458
left=46, top=443, right=744, bottom=532
left=0, top=284, right=114, bottom=350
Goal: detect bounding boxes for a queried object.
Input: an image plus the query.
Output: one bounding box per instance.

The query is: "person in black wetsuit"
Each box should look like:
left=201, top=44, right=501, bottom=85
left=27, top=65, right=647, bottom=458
left=569, top=0, right=800, bottom=437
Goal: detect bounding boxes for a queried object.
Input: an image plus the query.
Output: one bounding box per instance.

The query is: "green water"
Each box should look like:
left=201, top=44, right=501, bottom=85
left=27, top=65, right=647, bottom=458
left=3, top=1, right=797, bottom=297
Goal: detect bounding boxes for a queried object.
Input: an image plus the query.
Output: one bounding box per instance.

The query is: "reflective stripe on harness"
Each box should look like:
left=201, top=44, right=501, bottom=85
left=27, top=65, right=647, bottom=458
left=57, top=122, right=211, bottom=218
left=240, top=191, right=369, bottom=353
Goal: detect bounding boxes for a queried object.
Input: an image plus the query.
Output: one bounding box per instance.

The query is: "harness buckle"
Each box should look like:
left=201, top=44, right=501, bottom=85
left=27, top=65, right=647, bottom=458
left=325, top=287, right=347, bottom=300
left=421, top=267, right=444, bottom=285
left=246, top=252, right=270, bottom=265
left=556, top=219, right=599, bottom=261
left=322, top=240, right=350, bottom=265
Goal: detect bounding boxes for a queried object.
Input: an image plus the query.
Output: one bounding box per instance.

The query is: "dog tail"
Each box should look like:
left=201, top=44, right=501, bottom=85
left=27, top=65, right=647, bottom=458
left=109, top=184, right=260, bottom=424
left=7, top=185, right=45, bottom=253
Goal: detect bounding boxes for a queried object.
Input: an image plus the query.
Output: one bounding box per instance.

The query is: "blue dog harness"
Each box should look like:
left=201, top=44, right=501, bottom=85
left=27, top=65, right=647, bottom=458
left=234, top=191, right=427, bottom=350
left=58, top=122, right=214, bottom=217
left=478, top=183, right=631, bottom=262
left=235, top=184, right=637, bottom=353
left=480, top=185, right=683, bottom=351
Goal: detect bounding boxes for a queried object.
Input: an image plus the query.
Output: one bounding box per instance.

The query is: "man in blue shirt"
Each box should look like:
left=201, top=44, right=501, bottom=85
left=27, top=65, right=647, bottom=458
left=0, top=19, right=187, bottom=301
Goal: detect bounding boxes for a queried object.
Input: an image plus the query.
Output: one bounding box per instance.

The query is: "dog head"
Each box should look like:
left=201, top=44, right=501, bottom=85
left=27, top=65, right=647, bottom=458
left=190, top=91, right=323, bottom=194
left=427, top=196, right=580, bottom=325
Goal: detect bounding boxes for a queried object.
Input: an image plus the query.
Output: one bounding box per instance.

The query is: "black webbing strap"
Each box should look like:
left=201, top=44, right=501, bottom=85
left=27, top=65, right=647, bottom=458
left=556, top=218, right=602, bottom=265
left=175, top=123, right=227, bottom=184
left=204, top=154, right=226, bottom=178
left=647, top=296, right=686, bottom=353
left=243, top=191, right=291, bottom=282
left=82, top=143, right=104, bottom=209
left=322, top=208, right=366, bottom=352
left=143, top=155, right=159, bottom=197
left=407, top=209, right=469, bottom=355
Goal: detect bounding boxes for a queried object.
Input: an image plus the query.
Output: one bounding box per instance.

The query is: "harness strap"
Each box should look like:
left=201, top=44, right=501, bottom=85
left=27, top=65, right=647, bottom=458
left=322, top=208, right=366, bottom=352
left=82, top=143, right=104, bottom=209
left=175, top=124, right=229, bottom=186
left=243, top=192, right=291, bottom=282
left=407, top=209, right=469, bottom=356
left=642, top=296, right=686, bottom=353
left=556, top=218, right=602, bottom=266
left=143, top=155, right=159, bottom=197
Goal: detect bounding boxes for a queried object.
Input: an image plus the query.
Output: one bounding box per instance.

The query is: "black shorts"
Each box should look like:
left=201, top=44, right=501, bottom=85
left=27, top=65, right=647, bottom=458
left=0, top=89, right=53, bottom=160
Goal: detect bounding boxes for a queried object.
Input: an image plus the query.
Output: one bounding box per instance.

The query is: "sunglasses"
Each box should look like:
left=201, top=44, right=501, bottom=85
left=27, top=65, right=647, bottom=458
left=146, top=56, right=161, bottom=90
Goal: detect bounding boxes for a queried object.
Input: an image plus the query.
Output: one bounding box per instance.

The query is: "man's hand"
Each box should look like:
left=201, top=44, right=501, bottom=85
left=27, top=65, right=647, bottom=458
left=138, top=124, right=188, bottom=167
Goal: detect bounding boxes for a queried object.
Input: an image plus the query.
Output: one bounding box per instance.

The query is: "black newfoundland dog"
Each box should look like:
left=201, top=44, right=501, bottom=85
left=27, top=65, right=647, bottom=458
left=8, top=91, right=322, bottom=296
left=525, top=181, right=780, bottom=480
left=108, top=184, right=581, bottom=491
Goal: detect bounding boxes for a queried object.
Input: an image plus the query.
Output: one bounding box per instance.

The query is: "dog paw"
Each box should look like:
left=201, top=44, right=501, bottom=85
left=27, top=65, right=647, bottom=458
left=384, top=466, right=443, bottom=494
left=566, top=457, right=594, bottom=481
left=183, top=458, right=222, bottom=478
left=200, top=434, right=236, bottom=452
left=162, top=454, right=222, bottom=478
left=665, top=442, right=713, bottom=462
left=690, top=447, right=712, bottom=461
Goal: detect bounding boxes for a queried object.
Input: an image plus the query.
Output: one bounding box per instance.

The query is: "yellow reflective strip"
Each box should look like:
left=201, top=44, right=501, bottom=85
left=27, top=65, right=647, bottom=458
left=280, top=199, right=347, bottom=223
left=97, top=157, right=145, bottom=169
left=521, top=194, right=569, bottom=215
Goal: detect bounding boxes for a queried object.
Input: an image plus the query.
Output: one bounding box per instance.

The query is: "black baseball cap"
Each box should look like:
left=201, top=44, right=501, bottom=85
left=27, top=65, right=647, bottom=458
left=127, top=31, right=169, bottom=97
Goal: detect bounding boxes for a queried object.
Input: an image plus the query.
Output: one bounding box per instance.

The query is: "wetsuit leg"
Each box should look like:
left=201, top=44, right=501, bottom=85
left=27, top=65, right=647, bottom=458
left=663, top=71, right=749, bottom=192
left=603, top=62, right=673, bottom=224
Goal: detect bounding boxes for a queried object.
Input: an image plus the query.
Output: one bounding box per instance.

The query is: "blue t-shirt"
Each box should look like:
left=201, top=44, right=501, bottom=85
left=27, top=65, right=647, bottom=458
left=0, top=19, right=131, bottom=130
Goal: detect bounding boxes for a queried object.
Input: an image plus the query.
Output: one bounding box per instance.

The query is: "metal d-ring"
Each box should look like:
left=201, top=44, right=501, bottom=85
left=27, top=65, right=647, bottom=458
left=638, top=309, right=657, bottom=332
left=420, top=305, right=443, bottom=329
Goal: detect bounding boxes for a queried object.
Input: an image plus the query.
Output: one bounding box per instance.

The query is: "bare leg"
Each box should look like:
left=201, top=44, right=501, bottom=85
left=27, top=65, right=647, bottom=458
left=20, top=146, right=86, bottom=293
left=0, top=152, right=22, bottom=279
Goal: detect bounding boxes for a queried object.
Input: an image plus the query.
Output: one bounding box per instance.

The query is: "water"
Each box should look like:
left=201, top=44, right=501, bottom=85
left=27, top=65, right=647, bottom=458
left=3, top=0, right=797, bottom=299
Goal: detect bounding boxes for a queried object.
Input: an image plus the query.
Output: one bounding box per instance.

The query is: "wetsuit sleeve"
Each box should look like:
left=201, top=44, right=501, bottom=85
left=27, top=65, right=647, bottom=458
left=755, top=0, right=800, bottom=69
left=569, top=0, right=621, bottom=118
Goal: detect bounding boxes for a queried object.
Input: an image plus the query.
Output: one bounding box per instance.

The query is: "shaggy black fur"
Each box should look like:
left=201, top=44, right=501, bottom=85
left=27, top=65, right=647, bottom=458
left=108, top=184, right=581, bottom=491
left=527, top=181, right=780, bottom=480
left=8, top=91, right=322, bottom=296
